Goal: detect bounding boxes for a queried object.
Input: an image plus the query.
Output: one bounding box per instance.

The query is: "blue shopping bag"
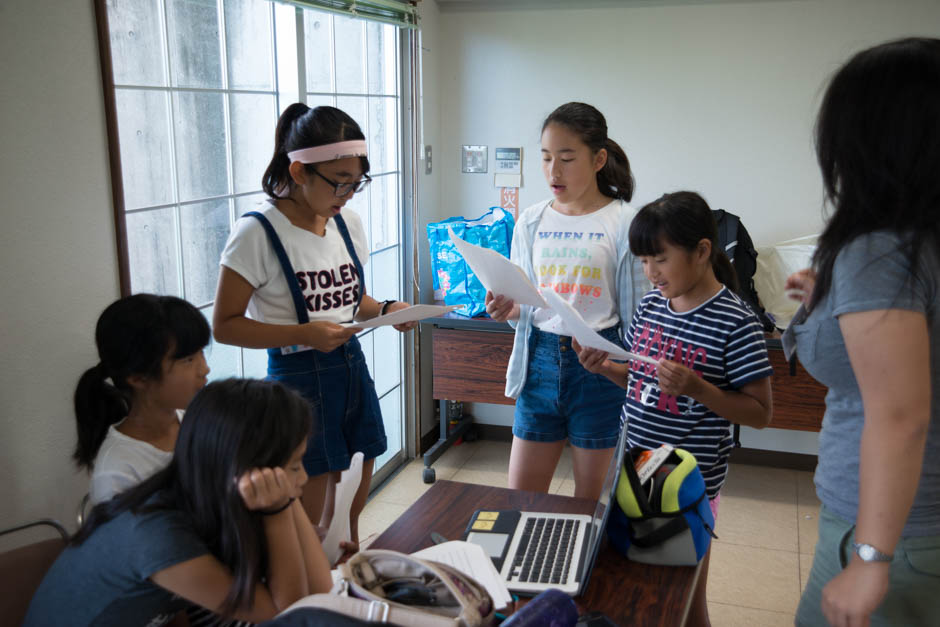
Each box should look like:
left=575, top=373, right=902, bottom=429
left=427, top=207, right=514, bottom=317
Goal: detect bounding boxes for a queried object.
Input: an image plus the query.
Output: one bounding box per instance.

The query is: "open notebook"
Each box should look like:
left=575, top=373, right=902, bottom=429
left=461, top=425, right=628, bottom=596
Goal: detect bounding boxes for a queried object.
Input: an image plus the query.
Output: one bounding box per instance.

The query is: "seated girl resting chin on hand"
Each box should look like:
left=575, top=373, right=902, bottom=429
left=25, top=378, right=334, bottom=627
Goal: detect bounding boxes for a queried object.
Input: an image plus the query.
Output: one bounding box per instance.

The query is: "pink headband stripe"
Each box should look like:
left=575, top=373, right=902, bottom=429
left=287, top=140, right=368, bottom=164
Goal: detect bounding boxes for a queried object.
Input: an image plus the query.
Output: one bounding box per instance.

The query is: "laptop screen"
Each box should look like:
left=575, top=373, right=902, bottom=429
left=577, top=422, right=629, bottom=587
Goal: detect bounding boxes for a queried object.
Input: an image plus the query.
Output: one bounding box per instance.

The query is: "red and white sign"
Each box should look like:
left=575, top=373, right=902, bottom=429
left=500, top=187, right=519, bottom=220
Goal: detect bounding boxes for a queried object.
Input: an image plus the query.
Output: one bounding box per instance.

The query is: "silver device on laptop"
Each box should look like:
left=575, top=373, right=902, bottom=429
left=462, top=425, right=628, bottom=596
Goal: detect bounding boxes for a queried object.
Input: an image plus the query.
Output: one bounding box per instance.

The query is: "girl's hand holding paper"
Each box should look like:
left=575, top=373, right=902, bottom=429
left=539, top=287, right=658, bottom=365
left=485, top=290, right=519, bottom=322
left=572, top=339, right=610, bottom=374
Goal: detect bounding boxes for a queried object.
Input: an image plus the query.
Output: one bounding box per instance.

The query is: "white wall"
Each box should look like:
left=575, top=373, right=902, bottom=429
left=425, top=0, right=940, bottom=450
left=433, top=0, right=940, bottom=246
left=415, top=0, right=446, bottom=436
left=0, top=0, right=119, bottom=543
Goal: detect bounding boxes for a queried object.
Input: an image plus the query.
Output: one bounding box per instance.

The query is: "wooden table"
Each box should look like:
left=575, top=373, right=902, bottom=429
left=427, top=315, right=826, bottom=431
left=370, top=480, right=700, bottom=627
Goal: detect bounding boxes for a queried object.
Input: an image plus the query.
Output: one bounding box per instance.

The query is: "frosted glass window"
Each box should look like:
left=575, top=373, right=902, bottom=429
left=230, top=94, right=276, bottom=194
left=369, top=174, right=399, bottom=251
left=166, top=0, right=222, bottom=89
left=304, top=11, right=334, bottom=93
left=126, top=208, right=180, bottom=296
left=173, top=91, right=228, bottom=202
left=180, top=199, right=231, bottom=306
left=225, top=0, right=275, bottom=91
left=370, top=246, right=399, bottom=303
left=366, top=22, right=397, bottom=96
left=104, top=1, right=405, bottom=459
left=334, top=16, right=366, bottom=94
left=369, top=97, right=398, bottom=174
left=116, top=89, right=174, bottom=210
left=108, top=0, right=165, bottom=87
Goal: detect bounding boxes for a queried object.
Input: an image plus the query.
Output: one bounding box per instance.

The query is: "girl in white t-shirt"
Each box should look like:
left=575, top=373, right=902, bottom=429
left=214, top=103, right=414, bottom=544
left=485, top=102, right=647, bottom=500
left=74, top=294, right=210, bottom=505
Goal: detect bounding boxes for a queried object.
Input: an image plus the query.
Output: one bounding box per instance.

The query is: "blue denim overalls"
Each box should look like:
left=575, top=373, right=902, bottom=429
left=245, top=211, right=387, bottom=476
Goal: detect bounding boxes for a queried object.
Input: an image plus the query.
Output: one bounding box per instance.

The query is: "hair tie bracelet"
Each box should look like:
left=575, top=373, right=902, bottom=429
left=288, top=140, right=368, bottom=164
left=260, top=497, right=295, bottom=516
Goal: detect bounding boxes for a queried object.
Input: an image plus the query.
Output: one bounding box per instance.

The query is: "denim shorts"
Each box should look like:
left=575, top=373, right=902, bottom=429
left=267, top=335, right=387, bottom=476
left=513, top=326, right=626, bottom=449
left=796, top=505, right=940, bottom=626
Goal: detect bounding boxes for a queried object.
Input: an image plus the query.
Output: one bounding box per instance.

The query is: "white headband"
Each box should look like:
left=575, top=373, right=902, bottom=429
left=287, top=140, right=368, bottom=164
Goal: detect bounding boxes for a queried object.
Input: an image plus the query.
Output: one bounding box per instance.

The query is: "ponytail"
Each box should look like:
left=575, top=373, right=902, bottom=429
left=262, top=102, right=311, bottom=199
left=598, top=138, right=634, bottom=202
left=73, top=363, right=129, bottom=469
left=542, top=102, right=635, bottom=202
left=711, top=249, right=739, bottom=293
left=261, top=103, right=370, bottom=199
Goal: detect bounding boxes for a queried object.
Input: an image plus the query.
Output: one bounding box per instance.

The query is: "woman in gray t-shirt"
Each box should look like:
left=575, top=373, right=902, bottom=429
left=784, top=38, right=940, bottom=627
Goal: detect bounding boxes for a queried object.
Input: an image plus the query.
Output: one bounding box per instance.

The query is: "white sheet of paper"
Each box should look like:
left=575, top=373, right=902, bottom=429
left=539, top=288, right=659, bottom=365
left=412, top=541, right=513, bottom=609
left=447, top=227, right=547, bottom=308
left=340, top=304, right=459, bottom=329
left=322, top=452, right=363, bottom=565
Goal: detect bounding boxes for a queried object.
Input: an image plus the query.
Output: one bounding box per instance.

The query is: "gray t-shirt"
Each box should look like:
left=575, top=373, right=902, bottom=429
left=785, top=231, right=940, bottom=537
left=24, top=501, right=208, bottom=626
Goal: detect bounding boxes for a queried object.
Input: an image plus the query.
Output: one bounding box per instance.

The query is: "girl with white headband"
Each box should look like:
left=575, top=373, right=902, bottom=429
left=214, top=103, right=414, bottom=547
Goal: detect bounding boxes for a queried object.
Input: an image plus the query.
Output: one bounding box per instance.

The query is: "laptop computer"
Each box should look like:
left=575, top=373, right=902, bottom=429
left=461, top=424, right=628, bottom=596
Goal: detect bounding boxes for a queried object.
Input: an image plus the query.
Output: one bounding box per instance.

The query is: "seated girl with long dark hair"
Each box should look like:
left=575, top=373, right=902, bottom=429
left=25, top=378, right=334, bottom=626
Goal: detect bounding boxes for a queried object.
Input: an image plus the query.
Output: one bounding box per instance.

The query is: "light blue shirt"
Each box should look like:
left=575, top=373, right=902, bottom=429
left=504, top=198, right=648, bottom=398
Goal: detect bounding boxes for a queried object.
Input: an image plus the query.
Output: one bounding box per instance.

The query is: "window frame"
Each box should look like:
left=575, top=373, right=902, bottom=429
left=93, top=0, right=420, bottom=471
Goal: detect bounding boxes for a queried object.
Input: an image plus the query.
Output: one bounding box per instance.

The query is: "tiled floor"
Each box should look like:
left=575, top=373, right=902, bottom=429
left=361, top=440, right=820, bottom=626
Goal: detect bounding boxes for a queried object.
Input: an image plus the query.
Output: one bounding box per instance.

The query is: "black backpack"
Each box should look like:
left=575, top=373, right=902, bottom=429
left=712, top=209, right=776, bottom=333
left=712, top=209, right=776, bottom=450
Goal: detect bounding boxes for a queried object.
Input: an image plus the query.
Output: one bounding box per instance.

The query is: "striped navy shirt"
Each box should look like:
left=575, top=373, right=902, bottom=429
left=620, top=287, right=773, bottom=498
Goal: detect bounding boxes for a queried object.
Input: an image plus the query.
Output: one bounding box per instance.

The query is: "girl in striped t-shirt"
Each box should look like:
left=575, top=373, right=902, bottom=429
left=576, top=191, right=773, bottom=627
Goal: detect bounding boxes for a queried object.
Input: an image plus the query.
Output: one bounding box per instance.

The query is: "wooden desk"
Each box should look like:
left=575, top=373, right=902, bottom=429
left=371, top=480, right=700, bottom=627
left=430, top=317, right=513, bottom=405
left=427, top=316, right=827, bottom=430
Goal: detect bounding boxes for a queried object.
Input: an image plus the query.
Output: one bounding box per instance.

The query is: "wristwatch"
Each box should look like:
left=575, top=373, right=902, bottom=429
left=853, top=542, right=893, bottom=563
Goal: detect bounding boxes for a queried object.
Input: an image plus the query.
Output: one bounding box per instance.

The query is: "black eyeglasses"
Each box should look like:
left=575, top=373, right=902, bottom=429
left=311, top=169, right=372, bottom=196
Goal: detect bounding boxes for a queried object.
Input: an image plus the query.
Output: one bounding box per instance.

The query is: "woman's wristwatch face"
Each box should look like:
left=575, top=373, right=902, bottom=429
left=853, top=542, right=893, bottom=562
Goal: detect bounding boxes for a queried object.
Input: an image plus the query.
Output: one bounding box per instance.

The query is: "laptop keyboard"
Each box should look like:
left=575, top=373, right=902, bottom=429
left=509, top=517, right=580, bottom=584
